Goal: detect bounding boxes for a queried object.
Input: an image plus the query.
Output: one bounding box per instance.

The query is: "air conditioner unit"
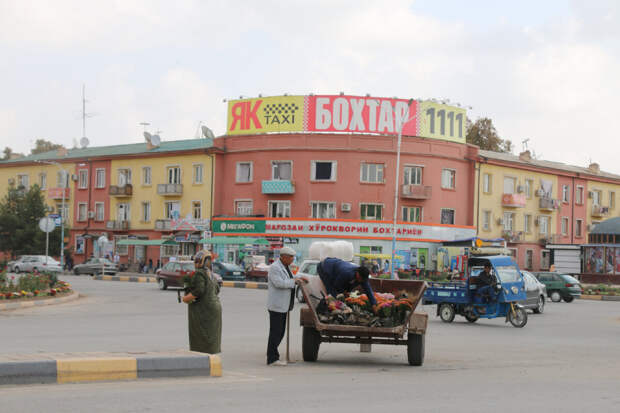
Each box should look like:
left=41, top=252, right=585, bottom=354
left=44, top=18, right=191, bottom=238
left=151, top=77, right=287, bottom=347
left=517, top=185, right=524, bottom=193
left=496, top=217, right=504, bottom=225
left=535, top=189, right=545, bottom=197
left=71, top=174, right=78, bottom=181
left=87, top=211, right=95, bottom=219
left=341, top=202, right=352, bottom=212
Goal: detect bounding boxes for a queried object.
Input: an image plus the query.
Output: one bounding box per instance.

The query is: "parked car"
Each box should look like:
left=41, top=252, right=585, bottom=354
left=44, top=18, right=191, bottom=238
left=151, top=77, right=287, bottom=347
left=11, top=255, right=62, bottom=273
left=73, top=258, right=118, bottom=275
left=295, top=259, right=320, bottom=303
left=534, top=271, right=582, bottom=302
left=212, top=261, right=245, bottom=281
left=520, top=270, right=547, bottom=314
left=157, top=260, right=222, bottom=290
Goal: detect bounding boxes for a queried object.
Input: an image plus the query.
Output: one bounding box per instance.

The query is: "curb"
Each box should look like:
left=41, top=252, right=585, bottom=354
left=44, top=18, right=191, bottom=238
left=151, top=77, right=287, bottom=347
left=0, top=351, right=221, bottom=385
left=0, top=291, right=80, bottom=312
left=93, top=275, right=157, bottom=283
left=579, top=295, right=620, bottom=302
left=222, top=281, right=268, bottom=290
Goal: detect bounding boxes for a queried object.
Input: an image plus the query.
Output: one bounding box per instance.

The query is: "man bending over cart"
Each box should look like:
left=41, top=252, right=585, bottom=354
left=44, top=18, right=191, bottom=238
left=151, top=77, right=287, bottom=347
left=317, top=258, right=377, bottom=306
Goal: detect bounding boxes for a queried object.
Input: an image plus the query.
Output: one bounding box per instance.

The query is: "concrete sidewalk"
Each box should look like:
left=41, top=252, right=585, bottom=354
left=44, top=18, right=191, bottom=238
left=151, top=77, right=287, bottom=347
left=0, top=350, right=221, bottom=385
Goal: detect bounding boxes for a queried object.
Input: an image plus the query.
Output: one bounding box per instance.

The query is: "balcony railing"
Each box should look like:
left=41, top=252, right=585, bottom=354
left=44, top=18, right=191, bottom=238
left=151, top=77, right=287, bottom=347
left=262, top=180, right=295, bottom=194
left=401, top=184, right=432, bottom=200
left=539, top=234, right=561, bottom=245
left=47, top=187, right=70, bottom=200
left=502, top=230, right=524, bottom=243
left=155, top=219, right=172, bottom=231
left=157, top=183, right=183, bottom=196
left=591, top=205, right=610, bottom=218
left=109, top=184, right=133, bottom=197
left=106, top=220, right=130, bottom=231
left=539, top=197, right=560, bottom=211
left=501, top=193, right=526, bottom=208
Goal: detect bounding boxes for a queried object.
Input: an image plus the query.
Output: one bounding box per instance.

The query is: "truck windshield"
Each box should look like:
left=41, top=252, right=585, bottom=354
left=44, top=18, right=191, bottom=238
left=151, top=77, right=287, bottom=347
left=495, top=266, right=521, bottom=283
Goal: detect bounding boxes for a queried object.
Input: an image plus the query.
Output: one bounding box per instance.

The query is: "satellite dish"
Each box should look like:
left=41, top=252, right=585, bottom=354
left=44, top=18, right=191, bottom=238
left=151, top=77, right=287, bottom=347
left=80, top=137, right=89, bottom=148
left=201, top=125, right=215, bottom=140
left=151, top=134, right=161, bottom=146
left=143, top=131, right=152, bottom=142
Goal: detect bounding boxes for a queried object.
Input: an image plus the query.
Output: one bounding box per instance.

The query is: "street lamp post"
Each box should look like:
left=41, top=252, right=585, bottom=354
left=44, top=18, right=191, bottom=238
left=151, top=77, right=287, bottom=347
left=36, top=160, right=67, bottom=271
left=390, top=99, right=417, bottom=279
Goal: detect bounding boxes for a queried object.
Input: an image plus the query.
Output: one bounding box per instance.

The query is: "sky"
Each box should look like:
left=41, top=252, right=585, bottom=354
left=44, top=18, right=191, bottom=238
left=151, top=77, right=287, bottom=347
left=1, top=0, right=619, bottom=173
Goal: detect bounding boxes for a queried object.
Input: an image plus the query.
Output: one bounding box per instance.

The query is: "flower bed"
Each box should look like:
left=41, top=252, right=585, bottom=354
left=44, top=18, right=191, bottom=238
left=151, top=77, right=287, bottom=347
left=582, top=284, right=620, bottom=296
left=0, top=271, right=72, bottom=301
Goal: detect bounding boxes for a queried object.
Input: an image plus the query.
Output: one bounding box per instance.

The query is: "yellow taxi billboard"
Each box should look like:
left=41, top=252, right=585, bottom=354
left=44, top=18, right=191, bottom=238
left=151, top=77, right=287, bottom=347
left=226, top=95, right=305, bottom=135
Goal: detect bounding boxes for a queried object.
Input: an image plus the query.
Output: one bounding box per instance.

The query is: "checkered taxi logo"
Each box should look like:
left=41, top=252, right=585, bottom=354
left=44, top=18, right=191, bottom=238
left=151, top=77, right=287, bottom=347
left=262, top=102, right=299, bottom=125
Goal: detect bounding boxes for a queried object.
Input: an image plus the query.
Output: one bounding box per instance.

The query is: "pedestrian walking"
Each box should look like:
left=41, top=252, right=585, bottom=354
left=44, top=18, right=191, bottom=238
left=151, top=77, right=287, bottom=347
left=148, top=258, right=153, bottom=273
left=266, top=247, right=308, bottom=366
left=182, top=250, right=222, bottom=354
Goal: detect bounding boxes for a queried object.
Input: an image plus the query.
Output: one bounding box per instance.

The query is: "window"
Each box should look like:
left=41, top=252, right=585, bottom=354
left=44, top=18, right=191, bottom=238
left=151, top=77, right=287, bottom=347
left=503, top=212, right=515, bottom=231
left=360, top=163, right=384, bottom=183
left=95, top=169, right=105, bottom=188
left=403, top=206, right=422, bottom=223
left=539, top=216, right=550, bottom=235
left=524, top=214, right=532, bottom=233
left=57, top=204, right=68, bottom=222
left=161, top=244, right=178, bottom=258
left=17, top=174, right=29, bottom=188
left=311, top=202, right=336, bottom=219
left=561, top=217, right=569, bottom=235
left=165, top=201, right=181, bottom=219
left=39, top=173, right=47, bottom=190
left=192, top=201, right=202, bottom=219
left=236, top=162, right=252, bottom=183
left=562, top=185, right=570, bottom=203
left=272, top=161, right=292, bottom=180
left=482, top=210, right=491, bottom=231
left=311, top=161, right=337, bottom=181
left=167, top=166, right=181, bottom=184
left=440, top=208, right=455, bottom=225
left=525, top=250, right=533, bottom=270
left=610, top=191, right=616, bottom=209
left=57, top=171, right=69, bottom=188
left=482, top=173, right=491, bottom=194
left=95, top=202, right=104, bottom=221
left=118, top=168, right=131, bottom=186
left=360, top=204, right=383, bottom=220
left=269, top=201, right=291, bottom=218
left=115, top=235, right=128, bottom=256
left=441, top=169, right=455, bottom=189
left=235, top=200, right=252, bottom=216
left=142, top=167, right=151, bottom=185
left=78, top=169, right=88, bottom=189
left=541, top=250, right=550, bottom=270
left=193, top=164, right=203, bottom=184
left=117, top=203, right=130, bottom=222
left=404, top=166, right=422, bottom=185
left=141, top=202, right=151, bottom=222
left=503, top=176, right=516, bottom=194
left=592, top=190, right=601, bottom=206
left=575, top=186, right=584, bottom=204
left=525, top=179, right=533, bottom=199
left=575, top=219, right=583, bottom=237
left=508, top=248, right=517, bottom=261
left=78, top=203, right=87, bottom=221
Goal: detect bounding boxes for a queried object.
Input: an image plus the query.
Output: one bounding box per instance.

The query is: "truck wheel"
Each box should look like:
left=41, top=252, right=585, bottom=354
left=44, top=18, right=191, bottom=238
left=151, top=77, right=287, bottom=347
left=508, top=306, right=528, bottom=328
left=407, top=333, right=425, bottom=366
left=563, top=296, right=574, bottom=303
left=550, top=291, right=561, bottom=302
left=158, top=278, right=167, bottom=290
left=465, top=314, right=479, bottom=323
left=302, top=327, right=321, bottom=362
left=439, top=304, right=455, bottom=323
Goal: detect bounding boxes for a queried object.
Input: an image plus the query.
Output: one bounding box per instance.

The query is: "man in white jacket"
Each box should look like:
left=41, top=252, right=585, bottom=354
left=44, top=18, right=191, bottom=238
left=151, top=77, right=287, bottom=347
left=266, top=247, right=308, bottom=366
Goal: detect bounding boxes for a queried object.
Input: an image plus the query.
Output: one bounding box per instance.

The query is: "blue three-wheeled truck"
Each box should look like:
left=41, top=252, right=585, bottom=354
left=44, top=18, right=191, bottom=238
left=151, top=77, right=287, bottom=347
left=423, top=255, right=528, bottom=328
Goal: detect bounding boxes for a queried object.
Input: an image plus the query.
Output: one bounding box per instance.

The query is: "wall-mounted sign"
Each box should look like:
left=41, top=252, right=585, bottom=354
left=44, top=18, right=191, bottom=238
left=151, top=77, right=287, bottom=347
left=226, top=94, right=466, bottom=144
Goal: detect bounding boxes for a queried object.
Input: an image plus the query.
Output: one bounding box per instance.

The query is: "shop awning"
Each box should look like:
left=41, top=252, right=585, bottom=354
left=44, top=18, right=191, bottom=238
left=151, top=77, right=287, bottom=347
left=116, top=239, right=178, bottom=246
left=355, top=253, right=404, bottom=260
left=199, top=237, right=270, bottom=245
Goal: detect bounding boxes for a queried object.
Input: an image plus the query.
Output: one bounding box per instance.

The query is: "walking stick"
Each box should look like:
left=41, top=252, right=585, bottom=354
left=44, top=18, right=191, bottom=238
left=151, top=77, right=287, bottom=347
left=286, top=309, right=293, bottom=363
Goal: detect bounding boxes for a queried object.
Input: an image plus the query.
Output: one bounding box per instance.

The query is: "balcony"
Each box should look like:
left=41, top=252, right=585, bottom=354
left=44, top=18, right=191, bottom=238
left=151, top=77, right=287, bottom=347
left=401, top=184, right=432, bottom=200
left=502, top=230, right=524, bottom=243
left=501, top=193, right=526, bottom=208
left=539, top=197, right=560, bottom=211
left=109, top=184, right=133, bottom=197
left=157, top=183, right=183, bottom=196
left=539, top=234, right=561, bottom=245
left=262, top=180, right=295, bottom=194
left=47, top=187, right=70, bottom=200
left=155, top=219, right=172, bottom=231
left=591, top=205, right=610, bottom=218
left=106, top=220, right=130, bottom=231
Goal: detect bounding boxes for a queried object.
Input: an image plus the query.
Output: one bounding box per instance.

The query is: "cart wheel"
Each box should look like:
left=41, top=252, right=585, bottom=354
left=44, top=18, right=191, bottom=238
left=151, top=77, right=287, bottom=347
left=550, top=291, right=561, bottom=302
left=302, top=327, right=321, bottom=362
left=508, top=306, right=528, bottom=328
left=158, top=279, right=167, bottom=290
left=407, top=333, right=425, bottom=366
left=465, top=314, right=479, bottom=323
left=563, top=296, right=574, bottom=303
left=439, top=304, right=455, bottom=323
left=533, top=296, right=545, bottom=314
left=296, top=286, right=305, bottom=303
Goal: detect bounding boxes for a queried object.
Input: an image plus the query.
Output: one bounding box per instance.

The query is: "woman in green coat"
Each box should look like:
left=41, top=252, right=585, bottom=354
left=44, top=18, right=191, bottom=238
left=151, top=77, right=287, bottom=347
left=182, top=250, right=222, bottom=354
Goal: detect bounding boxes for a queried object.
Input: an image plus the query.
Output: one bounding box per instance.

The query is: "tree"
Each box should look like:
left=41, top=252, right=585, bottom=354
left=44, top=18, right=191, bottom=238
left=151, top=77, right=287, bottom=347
left=2, top=147, right=24, bottom=160
left=0, top=184, right=68, bottom=258
left=30, top=139, right=65, bottom=155
left=466, top=117, right=513, bottom=153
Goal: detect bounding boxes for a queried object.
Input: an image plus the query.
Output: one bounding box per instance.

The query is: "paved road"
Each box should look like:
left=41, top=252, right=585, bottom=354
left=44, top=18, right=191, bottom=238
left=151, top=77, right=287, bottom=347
left=1, top=275, right=619, bottom=412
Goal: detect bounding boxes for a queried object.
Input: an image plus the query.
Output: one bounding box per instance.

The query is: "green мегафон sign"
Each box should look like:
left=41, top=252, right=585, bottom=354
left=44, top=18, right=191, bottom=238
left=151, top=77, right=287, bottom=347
left=213, top=219, right=266, bottom=234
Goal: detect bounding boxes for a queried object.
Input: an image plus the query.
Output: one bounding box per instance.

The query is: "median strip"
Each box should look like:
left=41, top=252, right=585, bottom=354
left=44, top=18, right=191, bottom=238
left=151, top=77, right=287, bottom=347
left=0, top=292, right=80, bottom=312
left=93, top=275, right=268, bottom=289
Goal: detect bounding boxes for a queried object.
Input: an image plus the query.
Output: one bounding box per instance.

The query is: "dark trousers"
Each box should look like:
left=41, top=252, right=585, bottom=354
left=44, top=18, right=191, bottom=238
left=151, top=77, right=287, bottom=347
left=267, top=310, right=287, bottom=364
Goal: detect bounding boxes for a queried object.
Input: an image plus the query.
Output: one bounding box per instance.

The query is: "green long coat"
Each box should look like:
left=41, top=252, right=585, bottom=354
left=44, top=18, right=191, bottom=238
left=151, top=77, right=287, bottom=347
left=187, top=269, right=222, bottom=354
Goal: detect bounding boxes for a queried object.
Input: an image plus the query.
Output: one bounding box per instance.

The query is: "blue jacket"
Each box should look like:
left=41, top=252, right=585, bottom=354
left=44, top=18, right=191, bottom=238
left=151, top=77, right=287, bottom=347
left=318, top=258, right=377, bottom=306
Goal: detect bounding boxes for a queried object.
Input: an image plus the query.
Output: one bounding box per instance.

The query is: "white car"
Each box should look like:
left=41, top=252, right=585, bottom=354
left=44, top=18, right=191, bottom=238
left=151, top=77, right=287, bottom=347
left=11, top=255, right=62, bottom=273
left=295, top=259, right=320, bottom=303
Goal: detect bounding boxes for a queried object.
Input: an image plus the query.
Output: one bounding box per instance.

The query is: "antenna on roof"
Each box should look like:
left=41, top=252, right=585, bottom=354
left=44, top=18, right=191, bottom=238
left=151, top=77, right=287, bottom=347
left=80, top=137, right=89, bottom=148
left=522, top=138, right=530, bottom=152
left=151, top=134, right=161, bottom=146
left=143, top=131, right=152, bottom=142
left=201, top=125, right=215, bottom=140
